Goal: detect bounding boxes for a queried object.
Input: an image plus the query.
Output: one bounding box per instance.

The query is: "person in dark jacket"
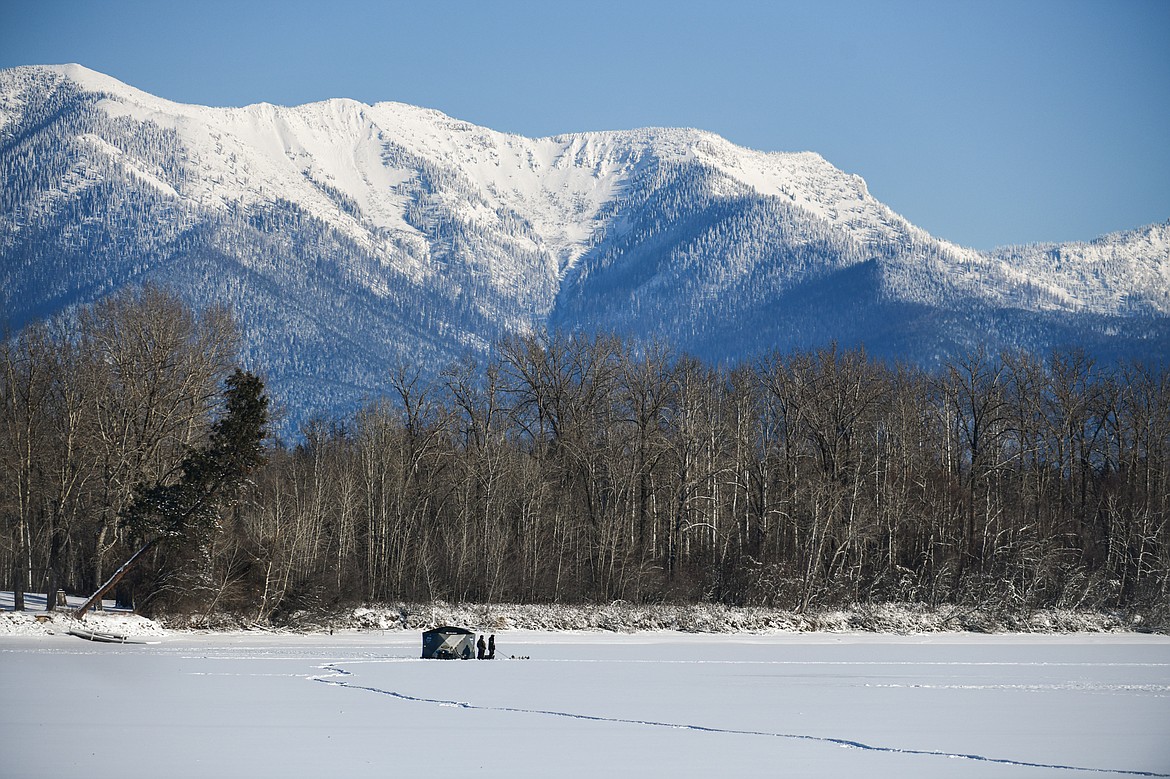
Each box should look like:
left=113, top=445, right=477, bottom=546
left=487, top=634, right=496, bottom=659
left=477, top=634, right=486, bottom=659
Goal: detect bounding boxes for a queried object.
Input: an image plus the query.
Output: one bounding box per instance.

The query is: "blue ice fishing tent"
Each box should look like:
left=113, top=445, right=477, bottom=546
left=422, top=626, right=475, bottom=659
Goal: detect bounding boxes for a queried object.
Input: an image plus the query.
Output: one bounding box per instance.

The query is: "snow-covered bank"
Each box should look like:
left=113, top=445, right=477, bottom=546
left=0, top=592, right=169, bottom=638
left=4, top=591, right=1161, bottom=639
left=0, top=609, right=169, bottom=638
left=328, top=600, right=1156, bottom=635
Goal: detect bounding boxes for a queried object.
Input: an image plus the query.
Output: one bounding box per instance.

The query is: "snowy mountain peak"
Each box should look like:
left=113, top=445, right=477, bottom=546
left=4, top=65, right=915, bottom=266
left=1, top=64, right=1167, bottom=425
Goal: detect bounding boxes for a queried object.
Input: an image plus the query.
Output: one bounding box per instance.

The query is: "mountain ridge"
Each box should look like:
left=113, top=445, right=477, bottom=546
left=2, top=63, right=1167, bottom=426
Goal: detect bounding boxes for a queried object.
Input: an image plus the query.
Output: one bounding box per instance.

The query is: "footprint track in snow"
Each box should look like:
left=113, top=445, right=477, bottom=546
left=311, top=662, right=1170, bottom=777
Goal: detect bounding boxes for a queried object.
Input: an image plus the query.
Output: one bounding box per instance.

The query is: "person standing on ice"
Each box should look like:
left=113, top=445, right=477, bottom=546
left=477, top=634, right=486, bottom=659
left=488, top=634, right=496, bottom=659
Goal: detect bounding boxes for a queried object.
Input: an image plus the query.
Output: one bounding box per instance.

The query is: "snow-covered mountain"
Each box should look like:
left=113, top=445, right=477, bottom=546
left=2, top=64, right=1167, bottom=422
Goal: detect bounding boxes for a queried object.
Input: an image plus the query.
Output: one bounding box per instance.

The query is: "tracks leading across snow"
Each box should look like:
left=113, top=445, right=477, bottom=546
left=311, top=662, right=1170, bottom=777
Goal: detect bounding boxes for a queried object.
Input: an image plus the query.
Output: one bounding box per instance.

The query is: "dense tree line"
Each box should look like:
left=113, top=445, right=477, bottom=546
left=2, top=292, right=1168, bottom=620
left=1, top=286, right=242, bottom=613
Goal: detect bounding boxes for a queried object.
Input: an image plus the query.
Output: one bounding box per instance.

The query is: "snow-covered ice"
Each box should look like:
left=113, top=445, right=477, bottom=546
left=1, top=628, right=1167, bottom=778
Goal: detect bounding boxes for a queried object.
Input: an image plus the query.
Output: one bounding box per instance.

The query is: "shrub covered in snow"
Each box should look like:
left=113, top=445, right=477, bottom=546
left=307, top=601, right=1144, bottom=635
left=3, top=591, right=1157, bottom=636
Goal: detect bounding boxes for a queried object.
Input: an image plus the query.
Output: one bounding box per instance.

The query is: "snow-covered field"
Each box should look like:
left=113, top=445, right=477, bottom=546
left=2, top=625, right=1168, bottom=778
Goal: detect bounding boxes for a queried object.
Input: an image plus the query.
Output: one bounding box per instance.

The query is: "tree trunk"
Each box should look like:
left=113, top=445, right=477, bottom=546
left=73, top=537, right=161, bottom=619
left=12, top=519, right=25, bottom=611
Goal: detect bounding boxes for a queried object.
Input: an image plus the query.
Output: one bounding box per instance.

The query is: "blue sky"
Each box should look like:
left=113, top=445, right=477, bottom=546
left=2, top=0, right=1167, bottom=250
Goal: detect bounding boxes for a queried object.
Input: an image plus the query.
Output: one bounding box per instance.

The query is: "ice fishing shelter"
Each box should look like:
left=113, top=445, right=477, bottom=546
left=422, top=626, right=476, bottom=659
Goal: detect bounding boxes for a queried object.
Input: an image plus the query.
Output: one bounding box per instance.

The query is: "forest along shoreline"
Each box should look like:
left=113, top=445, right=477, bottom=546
left=3, top=290, right=1168, bottom=632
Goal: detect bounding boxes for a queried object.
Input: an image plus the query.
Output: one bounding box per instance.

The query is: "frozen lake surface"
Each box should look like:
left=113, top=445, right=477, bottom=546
left=2, top=630, right=1168, bottom=778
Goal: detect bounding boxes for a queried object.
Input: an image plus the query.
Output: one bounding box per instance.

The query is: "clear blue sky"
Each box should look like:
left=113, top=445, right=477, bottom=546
left=2, top=0, right=1167, bottom=250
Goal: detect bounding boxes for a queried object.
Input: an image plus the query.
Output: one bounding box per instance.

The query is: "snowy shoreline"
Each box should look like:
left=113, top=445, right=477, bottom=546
left=2, top=592, right=1160, bottom=638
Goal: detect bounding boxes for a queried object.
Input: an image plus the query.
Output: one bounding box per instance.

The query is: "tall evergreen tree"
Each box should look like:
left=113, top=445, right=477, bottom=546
left=73, top=370, right=268, bottom=618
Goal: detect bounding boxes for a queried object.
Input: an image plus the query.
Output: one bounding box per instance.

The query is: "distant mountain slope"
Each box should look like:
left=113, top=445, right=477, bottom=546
left=2, top=64, right=1167, bottom=424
